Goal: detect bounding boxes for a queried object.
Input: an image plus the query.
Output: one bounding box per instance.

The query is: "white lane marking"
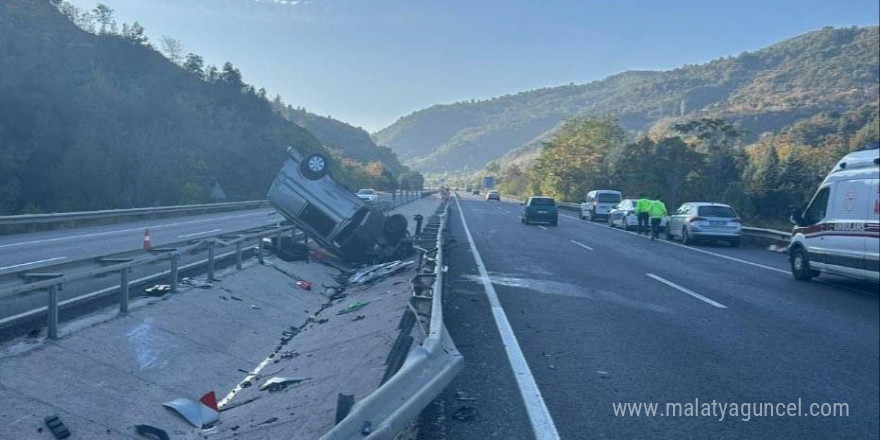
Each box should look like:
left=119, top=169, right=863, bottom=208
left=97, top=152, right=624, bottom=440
left=570, top=240, right=594, bottom=251
left=646, top=273, right=728, bottom=309
left=560, top=215, right=789, bottom=275
left=455, top=196, right=561, bottom=440
left=0, top=256, right=67, bottom=271
left=538, top=225, right=548, bottom=231
left=0, top=211, right=277, bottom=249
left=178, top=228, right=222, bottom=238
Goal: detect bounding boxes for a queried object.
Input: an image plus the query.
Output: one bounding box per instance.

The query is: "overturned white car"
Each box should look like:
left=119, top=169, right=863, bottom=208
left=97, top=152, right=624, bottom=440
left=267, top=149, right=411, bottom=262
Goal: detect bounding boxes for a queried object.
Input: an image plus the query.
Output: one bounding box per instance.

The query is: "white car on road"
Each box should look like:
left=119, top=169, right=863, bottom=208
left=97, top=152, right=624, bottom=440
left=356, top=188, right=379, bottom=203
left=608, top=199, right=666, bottom=230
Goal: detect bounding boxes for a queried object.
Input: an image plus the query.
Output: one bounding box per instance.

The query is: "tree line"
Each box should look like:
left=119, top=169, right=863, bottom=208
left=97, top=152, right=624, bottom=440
left=495, top=114, right=877, bottom=227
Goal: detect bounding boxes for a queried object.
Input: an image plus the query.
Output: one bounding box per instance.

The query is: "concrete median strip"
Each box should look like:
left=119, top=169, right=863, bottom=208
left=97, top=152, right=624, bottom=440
left=646, top=273, right=727, bottom=309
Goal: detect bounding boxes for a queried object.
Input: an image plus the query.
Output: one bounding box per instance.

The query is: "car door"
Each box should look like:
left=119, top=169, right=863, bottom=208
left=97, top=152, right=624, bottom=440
left=800, top=185, right=832, bottom=266
left=866, top=179, right=880, bottom=277
left=668, top=204, right=688, bottom=237
left=824, top=179, right=873, bottom=273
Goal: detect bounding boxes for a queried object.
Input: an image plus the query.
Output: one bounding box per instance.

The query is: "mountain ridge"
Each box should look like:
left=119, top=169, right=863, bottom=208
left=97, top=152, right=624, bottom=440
left=374, top=26, right=879, bottom=173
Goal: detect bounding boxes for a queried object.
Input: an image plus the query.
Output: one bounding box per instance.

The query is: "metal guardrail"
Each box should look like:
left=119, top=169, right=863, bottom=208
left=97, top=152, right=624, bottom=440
left=0, top=224, right=298, bottom=338
left=0, top=200, right=269, bottom=227
left=742, top=226, right=790, bottom=243
left=321, top=200, right=464, bottom=440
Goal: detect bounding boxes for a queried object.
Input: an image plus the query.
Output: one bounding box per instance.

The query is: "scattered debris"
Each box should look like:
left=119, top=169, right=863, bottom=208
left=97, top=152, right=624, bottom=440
left=144, top=285, right=171, bottom=296
left=257, top=417, right=279, bottom=425
left=296, top=280, right=312, bottom=290
left=361, top=421, right=373, bottom=435
left=162, top=398, right=219, bottom=428
left=180, top=277, right=213, bottom=289
left=250, top=304, right=261, bottom=310
left=230, top=296, right=243, bottom=301
left=44, top=415, right=71, bottom=439
left=260, top=376, right=306, bottom=392
left=237, top=368, right=250, bottom=374
left=348, top=261, right=414, bottom=285
left=352, top=315, right=366, bottom=321
left=219, top=295, right=228, bottom=300
left=455, top=391, right=477, bottom=402
left=767, top=244, right=789, bottom=253
left=316, top=318, right=329, bottom=324
left=220, top=396, right=260, bottom=412
left=200, top=391, right=219, bottom=411
left=135, top=424, right=170, bottom=440
left=337, top=300, right=370, bottom=315
left=451, top=405, right=478, bottom=422
left=26, top=329, right=41, bottom=338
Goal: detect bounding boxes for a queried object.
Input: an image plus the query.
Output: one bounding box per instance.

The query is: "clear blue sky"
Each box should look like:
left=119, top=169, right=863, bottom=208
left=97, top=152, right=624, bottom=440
left=67, top=0, right=879, bottom=132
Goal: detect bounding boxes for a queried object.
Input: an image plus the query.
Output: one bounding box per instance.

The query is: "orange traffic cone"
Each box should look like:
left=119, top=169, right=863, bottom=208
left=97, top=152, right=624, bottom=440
left=143, top=229, right=152, bottom=251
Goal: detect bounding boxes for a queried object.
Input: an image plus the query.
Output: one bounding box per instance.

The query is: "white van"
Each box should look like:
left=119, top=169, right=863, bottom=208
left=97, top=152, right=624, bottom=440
left=580, top=190, right=622, bottom=221
left=789, top=147, right=879, bottom=282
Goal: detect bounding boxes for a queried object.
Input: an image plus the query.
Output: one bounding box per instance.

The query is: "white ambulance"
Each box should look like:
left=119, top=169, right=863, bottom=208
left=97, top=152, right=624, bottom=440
left=789, top=146, right=879, bottom=282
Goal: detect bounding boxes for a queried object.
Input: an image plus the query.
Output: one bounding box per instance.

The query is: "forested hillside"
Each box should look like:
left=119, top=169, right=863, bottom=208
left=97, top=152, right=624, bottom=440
left=0, top=0, right=411, bottom=215
left=375, top=26, right=879, bottom=173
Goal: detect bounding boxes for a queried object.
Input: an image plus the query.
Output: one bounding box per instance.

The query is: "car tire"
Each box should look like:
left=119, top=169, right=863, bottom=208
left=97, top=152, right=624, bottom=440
left=681, top=227, right=692, bottom=245
left=790, top=246, right=817, bottom=281
left=300, top=154, right=329, bottom=180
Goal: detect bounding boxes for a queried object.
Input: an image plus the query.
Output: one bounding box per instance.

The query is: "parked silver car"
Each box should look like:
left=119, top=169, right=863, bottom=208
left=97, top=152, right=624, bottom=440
left=267, top=149, right=410, bottom=262
left=665, top=202, right=742, bottom=246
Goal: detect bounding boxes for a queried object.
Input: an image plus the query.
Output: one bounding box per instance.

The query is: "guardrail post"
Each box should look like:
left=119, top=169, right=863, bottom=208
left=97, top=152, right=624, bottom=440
left=235, top=242, right=243, bottom=270
left=207, top=246, right=216, bottom=281
left=257, top=235, right=265, bottom=264
left=47, top=284, right=59, bottom=339
left=120, top=268, right=130, bottom=314
left=170, top=253, right=180, bottom=293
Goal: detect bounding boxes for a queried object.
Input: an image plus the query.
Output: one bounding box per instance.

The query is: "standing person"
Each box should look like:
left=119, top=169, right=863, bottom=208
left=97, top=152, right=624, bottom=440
left=649, top=196, right=667, bottom=240
left=636, top=194, right=651, bottom=236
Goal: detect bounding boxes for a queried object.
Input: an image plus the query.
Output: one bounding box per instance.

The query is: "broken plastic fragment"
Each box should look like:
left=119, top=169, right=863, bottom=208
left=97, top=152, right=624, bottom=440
left=296, top=280, right=312, bottom=290
left=348, top=261, right=414, bottom=285
left=162, top=398, right=219, bottom=428
left=260, top=376, right=306, bottom=391
left=337, top=301, right=369, bottom=315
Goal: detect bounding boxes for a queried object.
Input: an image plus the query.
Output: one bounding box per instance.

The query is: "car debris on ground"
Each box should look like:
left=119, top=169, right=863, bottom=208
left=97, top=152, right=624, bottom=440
left=337, top=300, right=370, bottom=315
left=260, top=376, right=307, bottom=392
left=162, top=397, right=220, bottom=428
left=348, top=260, right=414, bottom=285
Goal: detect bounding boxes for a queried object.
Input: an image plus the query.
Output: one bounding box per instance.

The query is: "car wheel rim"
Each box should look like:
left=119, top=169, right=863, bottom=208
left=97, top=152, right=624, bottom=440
left=793, top=254, right=804, bottom=272
left=308, top=156, right=325, bottom=172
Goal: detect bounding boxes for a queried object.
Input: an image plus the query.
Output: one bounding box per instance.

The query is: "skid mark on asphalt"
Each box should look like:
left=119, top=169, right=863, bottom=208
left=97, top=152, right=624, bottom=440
left=460, top=274, right=672, bottom=314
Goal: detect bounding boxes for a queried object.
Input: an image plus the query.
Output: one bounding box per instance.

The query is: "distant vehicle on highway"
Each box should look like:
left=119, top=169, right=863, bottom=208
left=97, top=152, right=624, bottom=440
left=789, top=147, right=879, bottom=282
left=472, top=189, right=481, bottom=195
left=580, top=190, right=621, bottom=221
left=609, top=198, right=666, bottom=230
left=521, top=196, right=558, bottom=226
left=665, top=202, right=742, bottom=246
left=356, top=188, right=379, bottom=203
left=486, top=190, right=500, bottom=201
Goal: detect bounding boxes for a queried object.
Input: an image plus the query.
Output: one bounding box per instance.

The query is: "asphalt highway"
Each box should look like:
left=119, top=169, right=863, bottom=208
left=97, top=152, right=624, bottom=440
left=418, top=194, right=878, bottom=440
left=0, top=208, right=284, bottom=275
